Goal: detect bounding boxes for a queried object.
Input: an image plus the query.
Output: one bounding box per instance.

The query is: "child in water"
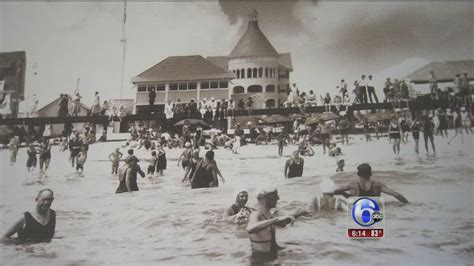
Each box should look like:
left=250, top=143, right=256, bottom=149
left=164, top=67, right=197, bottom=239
left=147, top=151, right=157, bottom=177
left=156, top=145, right=167, bottom=176
left=108, top=148, right=123, bottom=175
left=76, top=146, right=87, bottom=174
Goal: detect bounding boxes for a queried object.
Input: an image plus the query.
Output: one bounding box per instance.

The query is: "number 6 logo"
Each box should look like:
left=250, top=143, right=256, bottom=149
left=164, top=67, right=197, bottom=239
left=351, top=198, right=380, bottom=227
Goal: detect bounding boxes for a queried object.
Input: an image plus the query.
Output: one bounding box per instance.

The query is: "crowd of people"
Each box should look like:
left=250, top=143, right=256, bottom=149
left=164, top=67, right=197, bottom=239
left=1, top=70, right=472, bottom=265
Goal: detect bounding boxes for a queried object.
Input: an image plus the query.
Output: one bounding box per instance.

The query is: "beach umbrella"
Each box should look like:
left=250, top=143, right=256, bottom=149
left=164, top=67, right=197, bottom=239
left=235, top=116, right=265, bottom=126
left=264, top=114, right=292, bottom=124
left=202, top=128, right=222, bottom=136
left=174, top=119, right=210, bottom=128
left=305, top=113, right=339, bottom=125
left=365, top=112, right=394, bottom=122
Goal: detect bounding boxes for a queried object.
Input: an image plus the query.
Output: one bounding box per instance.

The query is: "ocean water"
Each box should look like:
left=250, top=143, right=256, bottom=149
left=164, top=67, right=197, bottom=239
left=0, top=133, right=473, bottom=265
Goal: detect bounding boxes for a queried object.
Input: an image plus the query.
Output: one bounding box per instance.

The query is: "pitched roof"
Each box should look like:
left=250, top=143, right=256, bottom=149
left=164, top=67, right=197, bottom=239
left=207, top=56, right=229, bottom=71
left=229, top=20, right=279, bottom=58
left=404, top=60, right=474, bottom=84
left=278, top=53, right=293, bottom=70
left=132, top=55, right=235, bottom=83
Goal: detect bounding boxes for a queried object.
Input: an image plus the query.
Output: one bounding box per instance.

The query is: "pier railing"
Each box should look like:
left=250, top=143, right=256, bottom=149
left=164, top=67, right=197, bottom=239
left=0, top=98, right=451, bottom=126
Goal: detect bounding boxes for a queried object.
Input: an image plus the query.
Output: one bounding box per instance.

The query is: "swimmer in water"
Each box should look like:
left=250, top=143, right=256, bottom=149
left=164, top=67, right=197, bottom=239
left=388, top=116, right=402, bottom=155
left=247, top=188, right=308, bottom=265
left=284, top=150, right=304, bottom=179
left=312, top=178, right=348, bottom=212
left=108, top=148, right=123, bottom=175
left=2, top=189, right=56, bottom=244
left=177, top=142, right=192, bottom=170
left=334, top=147, right=345, bottom=172
left=224, top=190, right=252, bottom=224
left=334, top=163, right=409, bottom=203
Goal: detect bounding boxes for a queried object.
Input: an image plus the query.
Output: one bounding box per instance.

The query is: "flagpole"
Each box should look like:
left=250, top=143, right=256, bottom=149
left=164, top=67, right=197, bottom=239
left=119, top=0, right=127, bottom=99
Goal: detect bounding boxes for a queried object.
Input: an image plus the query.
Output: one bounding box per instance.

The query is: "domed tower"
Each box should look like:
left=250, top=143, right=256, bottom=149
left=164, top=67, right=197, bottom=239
left=228, top=10, right=292, bottom=109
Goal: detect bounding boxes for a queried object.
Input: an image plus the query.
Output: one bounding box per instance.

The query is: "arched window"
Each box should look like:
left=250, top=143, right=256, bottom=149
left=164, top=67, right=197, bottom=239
left=247, top=68, right=252, bottom=78
left=266, top=99, right=276, bottom=108
left=265, top=84, right=275, bottom=92
left=253, top=68, right=258, bottom=78
left=258, top=68, right=263, bottom=78
left=236, top=69, right=240, bottom=79
left=265, top=68, right=268, bottom=77
left=233, top=86, right=244, bottom=94
left=269, top=68, right=273, bottom=77
left=241, top=68, right=245, bottom=78
left=248, top=85, right=263, bottom=93
left=273, top=68, right=276, bottom=77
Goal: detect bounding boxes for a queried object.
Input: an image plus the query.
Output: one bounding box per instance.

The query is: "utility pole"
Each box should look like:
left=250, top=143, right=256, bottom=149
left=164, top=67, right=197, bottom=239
left=119, top=0, right=127, bottom=99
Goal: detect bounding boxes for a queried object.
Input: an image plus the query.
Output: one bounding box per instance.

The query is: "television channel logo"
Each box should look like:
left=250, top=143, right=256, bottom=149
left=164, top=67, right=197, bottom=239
left=348, top=197, right=384, bottom=239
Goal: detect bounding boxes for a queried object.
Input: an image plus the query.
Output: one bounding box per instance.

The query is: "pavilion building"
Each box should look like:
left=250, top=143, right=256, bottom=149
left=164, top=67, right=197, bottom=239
left=132, top=10, right=292, bottom=114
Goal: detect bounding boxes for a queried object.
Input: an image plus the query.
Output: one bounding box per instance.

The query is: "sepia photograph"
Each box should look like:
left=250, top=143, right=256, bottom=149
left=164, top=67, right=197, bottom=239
left=0, top=1, right=473, bottom=265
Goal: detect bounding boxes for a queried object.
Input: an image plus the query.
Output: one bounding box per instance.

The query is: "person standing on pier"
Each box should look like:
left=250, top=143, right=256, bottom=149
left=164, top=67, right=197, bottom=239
left=428, top=71, right=438, bottom=100
left=359, top=75, right=368, bottom=104
left=384, top=78, right=392, bottom=102
left=58, top=94, right=69, bottom=117
left=91, top=91, right=101, bottom=116
left=367, top=75, right=379, bottom=103
left=72, top=89, right=82, bottom=116
left=148, top=88, right=156, bottom=114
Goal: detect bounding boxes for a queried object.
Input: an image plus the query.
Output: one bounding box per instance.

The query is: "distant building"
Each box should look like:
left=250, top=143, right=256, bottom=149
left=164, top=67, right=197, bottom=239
left=132, top=10, right=292, bottom=114
left=404, top=60, right=473, bottom=93
left=37, top=95, right=90, bottom=136
left=0, top=51, right=26, bottom=118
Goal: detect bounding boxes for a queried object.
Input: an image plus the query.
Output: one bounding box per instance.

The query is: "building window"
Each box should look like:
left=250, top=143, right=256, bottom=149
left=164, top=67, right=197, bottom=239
left=258, top=68, right=263, bottom=78
left=237, top=69, right=240, bottom=79
left=233, top=86, right=244, bottom=94
left=137, top=85, right=147, bottom=92
left=219, top=81, right=228, bottom=88
left=169, top=83, right=178, bottom=91
left=147, top=84, right=156, bottom=91
left=210, top=81, right=219, bottom=89
left=241, top=68, right=245, bottom=78
left=156, top=84, right=166, bottom=91
left=279, top=69, right=289, bottom=79
left=201, top=82, right=210, bottom=89
left=178, top=83, right=187, bottom=90
left=269, top=68, right=273, bottom=77
left=247, top=68, right=252, bottom=78
left=248, top=85, right=263, bottom=93
left=188, top=82, right=197, bottom=90
left=253, top=68, right=258, bottom=78
left=265, top=84, right=275, bottom=92
left=266, top=99, right=276, bottom=108
left=265, top=68, right=268, bottom=77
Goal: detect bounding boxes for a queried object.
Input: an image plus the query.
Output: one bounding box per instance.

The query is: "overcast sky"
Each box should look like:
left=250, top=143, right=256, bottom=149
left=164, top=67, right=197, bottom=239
left=1, top=1, right=472, bottom=110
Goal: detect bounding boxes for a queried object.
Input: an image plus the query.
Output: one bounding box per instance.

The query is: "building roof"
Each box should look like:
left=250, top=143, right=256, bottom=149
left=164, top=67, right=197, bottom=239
left=278, top=53, right=293, bottom=71
left=229, top=16, right=279, bottom=58
left=404, top=60, right=474, bottom=84
left=207, top=56, right=229, bottom=71
left=132, top=55, right=235, bottom=83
